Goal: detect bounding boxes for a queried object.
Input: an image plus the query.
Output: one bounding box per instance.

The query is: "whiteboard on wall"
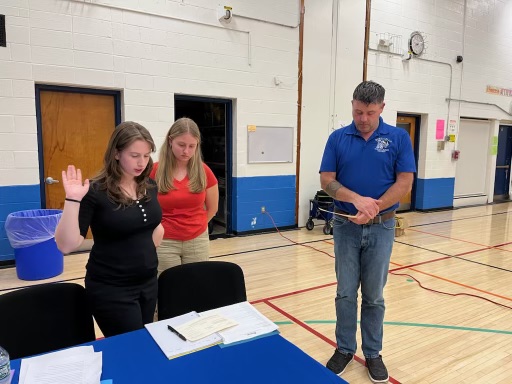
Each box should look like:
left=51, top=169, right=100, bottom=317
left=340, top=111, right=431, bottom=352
left=247, top=126, right=294, bottom=163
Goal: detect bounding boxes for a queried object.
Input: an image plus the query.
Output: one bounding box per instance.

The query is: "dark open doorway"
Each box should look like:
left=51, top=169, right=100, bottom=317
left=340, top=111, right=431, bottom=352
left=174, top=96, right=233, bottom=237
left=494, top=125, right=512, bottom=201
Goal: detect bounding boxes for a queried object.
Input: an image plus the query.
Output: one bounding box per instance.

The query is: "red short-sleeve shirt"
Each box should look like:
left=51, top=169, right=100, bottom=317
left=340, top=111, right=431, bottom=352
left=150, top=162, right=218, bottom=241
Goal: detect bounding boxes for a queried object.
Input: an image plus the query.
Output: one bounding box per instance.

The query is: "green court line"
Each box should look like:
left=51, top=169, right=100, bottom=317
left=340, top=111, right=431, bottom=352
left=381, top=321, right=512, bottom=335
left=274, top=320, right=512, bottom=335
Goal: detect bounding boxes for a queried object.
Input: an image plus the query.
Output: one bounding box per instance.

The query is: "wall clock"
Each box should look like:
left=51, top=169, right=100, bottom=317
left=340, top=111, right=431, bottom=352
left=409, top=31, right=425, bottom=56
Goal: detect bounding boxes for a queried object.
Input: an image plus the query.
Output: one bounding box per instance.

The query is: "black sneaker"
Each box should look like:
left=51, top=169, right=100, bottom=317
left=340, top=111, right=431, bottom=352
left=326, top=349, right=354, bottom=375
left=366, top=355, right=389, bottom=383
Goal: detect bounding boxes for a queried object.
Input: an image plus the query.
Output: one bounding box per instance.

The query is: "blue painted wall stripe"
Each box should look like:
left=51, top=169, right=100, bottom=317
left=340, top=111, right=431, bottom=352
left=415, top=177, right=454, bottom=210
left=1, top=185, right=40, bottom=203
left=0, top=176, right=457, bottom=257
left=0, top=185, right=41, bottom=261
left=232, top=175, right=296, bottom=233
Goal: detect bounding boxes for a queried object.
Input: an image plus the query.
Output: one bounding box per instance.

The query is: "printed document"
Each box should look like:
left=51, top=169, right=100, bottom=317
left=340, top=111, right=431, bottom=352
left=175, top=314, right=238, bottom=342
left=19, top=346, right=102, bottom=384
left=199, top=301, right=279, bottom=345
left=145, top=312, right=222, bottom=359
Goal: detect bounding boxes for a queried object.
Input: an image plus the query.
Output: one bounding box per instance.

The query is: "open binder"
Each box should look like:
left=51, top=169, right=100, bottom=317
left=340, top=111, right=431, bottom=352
left=145, top=302, right=279, bottom=359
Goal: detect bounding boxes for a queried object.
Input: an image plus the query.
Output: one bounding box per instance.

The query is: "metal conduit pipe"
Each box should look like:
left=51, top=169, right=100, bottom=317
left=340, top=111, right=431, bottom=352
left=68, top=0, right=253, bottom=65
left=367, top=47, right=453, bottom=132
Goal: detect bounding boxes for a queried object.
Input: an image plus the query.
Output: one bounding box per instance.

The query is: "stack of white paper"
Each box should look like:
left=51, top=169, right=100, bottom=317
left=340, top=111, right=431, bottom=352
left=19, top=346, right=102, bottom=384
left=175, top=314, right=238, bottom=342
left=200, top=301, right=279, bottom=345
left=145, top=312, right=223, bottom=359
left=146, top=302, right=280, bottom=360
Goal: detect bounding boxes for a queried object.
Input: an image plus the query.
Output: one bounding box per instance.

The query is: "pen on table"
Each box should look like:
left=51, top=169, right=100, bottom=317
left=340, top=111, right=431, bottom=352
left=167, top=325, right=187, bottom=341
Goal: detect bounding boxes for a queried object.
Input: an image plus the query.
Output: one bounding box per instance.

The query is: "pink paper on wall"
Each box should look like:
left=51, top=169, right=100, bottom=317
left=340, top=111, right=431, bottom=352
left=436, top=120, right=445, bottom=140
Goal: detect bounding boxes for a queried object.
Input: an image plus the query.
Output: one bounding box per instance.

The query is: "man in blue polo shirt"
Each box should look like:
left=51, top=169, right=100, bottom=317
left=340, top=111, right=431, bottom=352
left=320, top=81, right=415, bottom=383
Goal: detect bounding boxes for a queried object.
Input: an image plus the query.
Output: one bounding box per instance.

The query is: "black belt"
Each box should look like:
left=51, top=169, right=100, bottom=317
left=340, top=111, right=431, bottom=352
left=334, top=207, right=395, bottom=225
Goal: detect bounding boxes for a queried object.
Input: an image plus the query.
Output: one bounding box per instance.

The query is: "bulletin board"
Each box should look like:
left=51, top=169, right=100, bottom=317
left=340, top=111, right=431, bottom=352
left=247, top=126, right=294, bottom=163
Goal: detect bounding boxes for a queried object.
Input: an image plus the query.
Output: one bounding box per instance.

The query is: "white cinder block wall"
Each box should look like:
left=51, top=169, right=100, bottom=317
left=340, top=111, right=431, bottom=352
left=0, top=0, right=301, bottom=261
left=2, top=0, right=512, bottom=260
left=300, top=0, right=512, bottom=221
left=298, top=0, right=366, bottom=226
left=368, top=0, right=512, bottom=209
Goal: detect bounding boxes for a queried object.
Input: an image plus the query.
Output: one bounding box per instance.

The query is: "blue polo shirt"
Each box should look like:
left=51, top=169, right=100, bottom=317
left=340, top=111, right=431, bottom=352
left=319, top=117, right=416, bottom=214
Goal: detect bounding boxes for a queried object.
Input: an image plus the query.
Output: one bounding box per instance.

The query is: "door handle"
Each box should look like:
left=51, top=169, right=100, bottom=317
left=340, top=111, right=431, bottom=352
left=45, top=177, right=60, bottom=185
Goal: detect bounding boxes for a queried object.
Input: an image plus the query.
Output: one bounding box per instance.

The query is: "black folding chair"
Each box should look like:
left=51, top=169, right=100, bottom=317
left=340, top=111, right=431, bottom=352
left=0, top=282, right=96, bottom=359
left=158, top=261, right=247, bottom=320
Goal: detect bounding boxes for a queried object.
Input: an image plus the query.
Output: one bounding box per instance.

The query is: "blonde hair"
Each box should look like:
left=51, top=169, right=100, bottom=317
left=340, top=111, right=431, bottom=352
left=92, top=121, right=156, bottom=207
left=156, top=117, right=206, bottom=193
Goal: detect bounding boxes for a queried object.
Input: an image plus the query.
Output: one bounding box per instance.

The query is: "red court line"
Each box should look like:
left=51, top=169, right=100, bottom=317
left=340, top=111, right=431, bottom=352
left=389, top=261, right=512, bottom=302
left=408, top=228, right=512, bottom=254
left=453, top=245, right=512, bottom=255
left=493, top=241, right=512, bottom=248
left=388, top=256, right=451, bottom=272
left=274, top=235, right=511, bottom=302
left=327, top=226, right=512, bottom=256
left=251, top=282, right=336, bottom=304
left=262, top=299, right=401, bottom=384
left=455, top=248, right=493, bottom=257
left=405, top=228, right=489, bottom=247
left=262, top=300, right=338, bottom=348
left=328, top=232, right=490, bottom=252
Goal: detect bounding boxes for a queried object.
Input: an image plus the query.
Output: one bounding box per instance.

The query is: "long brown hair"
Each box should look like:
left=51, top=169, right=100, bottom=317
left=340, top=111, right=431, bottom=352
left=92, top=121, right=156, bottom=207
left=156, top=117, right=206, bottom=193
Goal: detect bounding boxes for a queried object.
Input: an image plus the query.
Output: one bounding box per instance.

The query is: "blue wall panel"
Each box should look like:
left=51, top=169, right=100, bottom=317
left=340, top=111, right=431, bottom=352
left=415, top=177, right=454, bottom=210
left=0, top=185, right=41, bottom=262
left=232, top=175, right=296, bottom=233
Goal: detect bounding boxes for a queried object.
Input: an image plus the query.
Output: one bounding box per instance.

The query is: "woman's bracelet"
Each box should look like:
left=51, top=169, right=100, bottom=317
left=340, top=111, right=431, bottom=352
left=65, top=198, right=81, bottom=204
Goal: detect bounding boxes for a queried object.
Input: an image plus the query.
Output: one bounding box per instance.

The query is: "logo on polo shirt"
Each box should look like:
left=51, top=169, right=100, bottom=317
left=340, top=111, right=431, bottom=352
left=375, top=137, right=391, bottom=153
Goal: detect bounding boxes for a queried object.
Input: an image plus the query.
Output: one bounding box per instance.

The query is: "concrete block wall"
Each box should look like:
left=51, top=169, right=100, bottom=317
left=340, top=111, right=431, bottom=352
left=0, top=0, right=300, bottom=260
left=299, top=0, right=512, bottom=217
left=3, top=0, right=512, bottom=258
left=367, top=0, right=512, bottom=209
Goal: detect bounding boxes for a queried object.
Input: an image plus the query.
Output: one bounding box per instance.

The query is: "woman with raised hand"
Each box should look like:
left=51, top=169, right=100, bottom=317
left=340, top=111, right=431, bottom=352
left=151, top=117, right=218, bottom=275
left=55, top=121, right=164, bottom=337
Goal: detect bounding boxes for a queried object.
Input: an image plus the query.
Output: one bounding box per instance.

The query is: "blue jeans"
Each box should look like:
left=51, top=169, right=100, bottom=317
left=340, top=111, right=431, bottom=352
left=332, top=215, right=395, bottom=358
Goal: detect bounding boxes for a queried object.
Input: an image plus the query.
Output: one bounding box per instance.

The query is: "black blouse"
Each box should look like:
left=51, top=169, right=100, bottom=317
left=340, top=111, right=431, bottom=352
left=78, top=180, right=162, bottom=284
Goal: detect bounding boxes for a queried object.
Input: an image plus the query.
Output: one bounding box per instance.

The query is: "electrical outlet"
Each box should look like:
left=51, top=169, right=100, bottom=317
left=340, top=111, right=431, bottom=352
left=261, top=206, right=266, bottom=213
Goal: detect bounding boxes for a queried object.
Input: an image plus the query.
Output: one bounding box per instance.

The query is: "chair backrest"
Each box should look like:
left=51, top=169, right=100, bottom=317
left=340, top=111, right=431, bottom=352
left=158, top=261, right=247, bottom=320
left=0, top=282, right=96, bottom=359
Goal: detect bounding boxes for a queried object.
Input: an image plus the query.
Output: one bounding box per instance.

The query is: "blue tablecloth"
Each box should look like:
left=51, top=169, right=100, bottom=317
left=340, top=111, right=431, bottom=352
left=10, top=330, right=346, bottom=383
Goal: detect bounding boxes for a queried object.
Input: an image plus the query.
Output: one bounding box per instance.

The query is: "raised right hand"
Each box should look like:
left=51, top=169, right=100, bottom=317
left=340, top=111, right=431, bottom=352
left=62, top=165, right=90, bottom=201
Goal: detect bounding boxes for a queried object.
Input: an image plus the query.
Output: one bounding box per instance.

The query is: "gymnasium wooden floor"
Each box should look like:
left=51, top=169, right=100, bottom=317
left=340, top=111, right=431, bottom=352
left=1, top=203, right=512, bottom=383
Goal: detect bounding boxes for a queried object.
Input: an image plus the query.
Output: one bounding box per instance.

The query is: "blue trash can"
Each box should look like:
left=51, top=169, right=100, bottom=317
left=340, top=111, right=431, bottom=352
left=5, top=209, right=63, bottom=281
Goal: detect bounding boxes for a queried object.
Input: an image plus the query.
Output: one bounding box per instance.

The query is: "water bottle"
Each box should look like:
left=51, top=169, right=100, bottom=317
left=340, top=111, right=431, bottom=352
left=0, top=346, right=9, bottom=384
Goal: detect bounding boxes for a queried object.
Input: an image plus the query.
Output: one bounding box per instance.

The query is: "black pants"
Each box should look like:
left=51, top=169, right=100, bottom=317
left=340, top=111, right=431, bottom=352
left=85, top=275, right=157, bottom=338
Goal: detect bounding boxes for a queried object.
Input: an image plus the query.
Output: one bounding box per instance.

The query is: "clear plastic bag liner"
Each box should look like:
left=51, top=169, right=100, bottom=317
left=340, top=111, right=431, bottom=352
left=5, top=209, right=63, bottom=249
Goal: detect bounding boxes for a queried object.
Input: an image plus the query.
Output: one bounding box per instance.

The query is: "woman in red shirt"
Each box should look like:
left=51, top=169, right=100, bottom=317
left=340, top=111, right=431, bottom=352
left=151, top=117, right=219, bottom=274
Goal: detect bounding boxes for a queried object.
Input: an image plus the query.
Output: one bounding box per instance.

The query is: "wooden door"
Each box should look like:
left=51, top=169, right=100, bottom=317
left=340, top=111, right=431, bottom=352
left=396, top=116, right=416, bottom=210
left=40, top=90, right=116, bottom=236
